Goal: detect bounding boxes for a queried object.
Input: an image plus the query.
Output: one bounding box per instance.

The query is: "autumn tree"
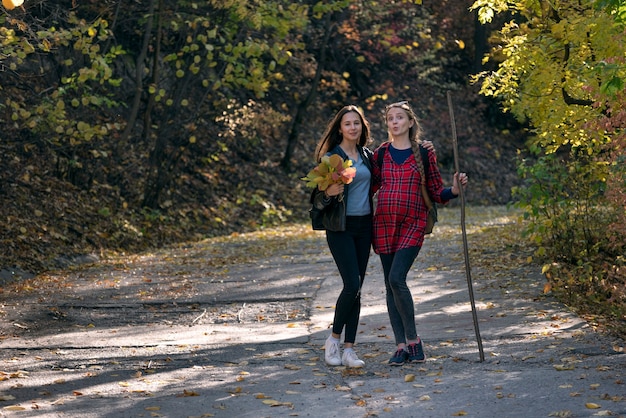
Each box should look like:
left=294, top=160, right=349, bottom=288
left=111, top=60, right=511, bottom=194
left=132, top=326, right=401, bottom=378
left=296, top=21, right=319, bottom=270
left=1, top=1, right=309, bottom=206
left=111, top=1, right=310, bottom=209
left=472, top=0, right=625, bottom=317
left=1, top=4, right=123, bottom=187
left=278, top=0, right=470, bottom=170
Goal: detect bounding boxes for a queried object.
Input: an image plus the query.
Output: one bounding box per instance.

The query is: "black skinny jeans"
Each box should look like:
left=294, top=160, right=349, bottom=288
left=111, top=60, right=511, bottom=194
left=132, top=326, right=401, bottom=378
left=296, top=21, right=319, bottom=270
left=325, top=215, right=372, bottom=344
left=380, top=245, right=421, bottom=345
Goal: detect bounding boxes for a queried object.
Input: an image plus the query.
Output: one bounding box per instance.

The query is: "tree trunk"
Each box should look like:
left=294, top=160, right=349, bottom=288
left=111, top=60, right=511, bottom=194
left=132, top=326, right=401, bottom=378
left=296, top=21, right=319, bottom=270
left=117, top=0, right=156, bottom=156
left=473, top=10, right=488, bottom=74
left=280, top=14, right=335, bottom=171
left=142, top=0, right=169, bottom=209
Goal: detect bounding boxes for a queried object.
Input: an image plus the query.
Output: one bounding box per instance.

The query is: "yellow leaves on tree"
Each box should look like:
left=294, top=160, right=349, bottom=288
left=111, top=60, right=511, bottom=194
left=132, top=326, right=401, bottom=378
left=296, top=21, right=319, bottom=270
left=2, top=0, right=24, bottom=11
left=301, top=154, right=356, bottom=191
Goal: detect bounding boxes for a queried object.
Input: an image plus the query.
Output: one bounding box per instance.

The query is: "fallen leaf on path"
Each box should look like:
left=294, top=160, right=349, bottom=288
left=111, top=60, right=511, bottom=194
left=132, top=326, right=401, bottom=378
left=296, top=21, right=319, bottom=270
left=5, top=370, right=28, bottom=380
left=3, top=406, right=26, bottom=411
left=342, top=368, right=365, bottom=377
left=263, top=399, right=293, bottom=408
left=177, top=389, right=199, bottom=397
left=601, top=393, right=624, bottom=401
left=585, top=403, right=601, bottom=409
left=548, top=411, right=573, bottom=417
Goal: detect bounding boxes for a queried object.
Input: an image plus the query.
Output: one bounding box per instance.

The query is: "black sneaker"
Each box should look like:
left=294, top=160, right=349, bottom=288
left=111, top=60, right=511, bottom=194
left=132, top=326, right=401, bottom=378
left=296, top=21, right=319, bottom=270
left=388, top=348, right=408, bottom=366
left=407, top=340, right=425, bottom=363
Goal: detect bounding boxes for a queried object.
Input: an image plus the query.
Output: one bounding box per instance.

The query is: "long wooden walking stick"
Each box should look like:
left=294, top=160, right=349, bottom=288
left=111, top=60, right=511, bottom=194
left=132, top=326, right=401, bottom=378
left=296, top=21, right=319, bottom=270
left=447, top=91, right=485, bottom=362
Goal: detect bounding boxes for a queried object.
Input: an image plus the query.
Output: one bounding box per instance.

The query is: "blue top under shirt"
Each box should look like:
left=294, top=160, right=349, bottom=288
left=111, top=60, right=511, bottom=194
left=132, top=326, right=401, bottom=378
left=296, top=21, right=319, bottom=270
left=346, top=154, right=371, bottom=216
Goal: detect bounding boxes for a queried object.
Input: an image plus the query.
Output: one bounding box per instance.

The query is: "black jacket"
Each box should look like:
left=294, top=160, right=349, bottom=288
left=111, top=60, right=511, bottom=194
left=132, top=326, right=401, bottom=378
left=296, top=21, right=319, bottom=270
left=311, top=145, right=373, bottom=231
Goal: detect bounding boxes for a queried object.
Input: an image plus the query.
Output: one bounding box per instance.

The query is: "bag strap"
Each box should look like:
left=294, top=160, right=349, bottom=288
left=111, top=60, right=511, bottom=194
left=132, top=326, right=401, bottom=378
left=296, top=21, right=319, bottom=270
left=377, top=143, right=386, bottom=168
left=416, top=146, right=434, bottom=212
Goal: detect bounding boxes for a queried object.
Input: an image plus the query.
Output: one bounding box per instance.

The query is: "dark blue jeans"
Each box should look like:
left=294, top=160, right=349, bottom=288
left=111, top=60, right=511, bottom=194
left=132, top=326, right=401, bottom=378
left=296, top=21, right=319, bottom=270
left=326, top=215, right=372, bottom=344
left=379, top=245, right=421, bottom=345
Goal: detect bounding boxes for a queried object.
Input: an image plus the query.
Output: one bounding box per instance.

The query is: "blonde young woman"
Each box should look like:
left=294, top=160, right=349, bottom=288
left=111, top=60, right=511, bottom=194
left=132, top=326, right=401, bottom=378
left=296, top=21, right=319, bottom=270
left=372, top=101, right=468, bottom=366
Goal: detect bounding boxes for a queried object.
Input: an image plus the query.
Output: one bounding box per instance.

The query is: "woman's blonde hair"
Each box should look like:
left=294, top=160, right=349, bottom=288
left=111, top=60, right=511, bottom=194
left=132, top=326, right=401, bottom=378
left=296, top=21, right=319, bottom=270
left=384, top=101, right=427, bottom=185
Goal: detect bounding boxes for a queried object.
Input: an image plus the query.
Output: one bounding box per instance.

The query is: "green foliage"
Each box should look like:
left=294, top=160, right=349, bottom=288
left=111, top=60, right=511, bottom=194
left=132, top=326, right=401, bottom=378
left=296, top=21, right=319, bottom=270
left=595, top=0, right=626, bottom=23
left=160, top=1, right=308, bottom=101
left=513, top=152, right=612, bottom=261
left=134, top=1, right=312, bottom=208
left=474, top=0, right=626, bottom=322
left=3, top=13, right=123, bottom=150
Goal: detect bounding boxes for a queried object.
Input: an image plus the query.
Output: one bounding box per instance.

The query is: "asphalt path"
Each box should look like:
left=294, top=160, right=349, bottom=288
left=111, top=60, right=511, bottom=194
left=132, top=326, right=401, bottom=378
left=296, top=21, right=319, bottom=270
left=0, top=207, right=624, bottom=418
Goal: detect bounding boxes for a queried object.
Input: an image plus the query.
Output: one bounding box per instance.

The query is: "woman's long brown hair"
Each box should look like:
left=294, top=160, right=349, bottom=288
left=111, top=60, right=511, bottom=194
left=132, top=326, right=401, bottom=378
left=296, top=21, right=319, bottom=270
left=314, top=105, right=371, bottom=163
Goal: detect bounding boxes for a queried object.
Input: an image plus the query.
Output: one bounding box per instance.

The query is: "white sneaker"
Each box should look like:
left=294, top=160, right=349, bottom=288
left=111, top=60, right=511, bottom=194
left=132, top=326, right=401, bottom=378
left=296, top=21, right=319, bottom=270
left=341, top=349, right=365, bottom=368
left=324, top=337, right=342, bottom=366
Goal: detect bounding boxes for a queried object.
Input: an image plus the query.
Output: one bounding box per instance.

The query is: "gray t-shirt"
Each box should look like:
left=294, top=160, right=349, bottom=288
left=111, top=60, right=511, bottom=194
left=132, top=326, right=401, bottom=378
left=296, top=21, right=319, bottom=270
left=346, top=155, right=371, bottom=216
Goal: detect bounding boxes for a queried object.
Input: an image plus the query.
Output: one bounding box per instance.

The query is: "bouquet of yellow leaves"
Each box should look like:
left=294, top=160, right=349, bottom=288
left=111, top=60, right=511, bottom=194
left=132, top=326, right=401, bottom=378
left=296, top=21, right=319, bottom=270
left=302, top=154, right=357, bottom=191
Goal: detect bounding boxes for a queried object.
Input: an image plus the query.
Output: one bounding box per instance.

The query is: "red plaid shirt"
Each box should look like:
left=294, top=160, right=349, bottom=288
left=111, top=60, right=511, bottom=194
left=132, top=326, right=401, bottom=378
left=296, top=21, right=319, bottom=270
left=372, top=143, right=449, bottom=254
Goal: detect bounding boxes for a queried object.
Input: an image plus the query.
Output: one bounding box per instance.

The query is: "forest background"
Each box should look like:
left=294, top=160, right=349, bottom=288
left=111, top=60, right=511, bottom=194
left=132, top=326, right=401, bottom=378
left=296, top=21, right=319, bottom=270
left=0, top=0, right=624, bottom=337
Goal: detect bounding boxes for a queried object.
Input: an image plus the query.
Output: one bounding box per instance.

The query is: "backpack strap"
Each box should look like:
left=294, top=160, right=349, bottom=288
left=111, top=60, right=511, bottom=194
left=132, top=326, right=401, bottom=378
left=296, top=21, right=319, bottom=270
left=377, top=143, right=429, bottom=177
left=419, top=145, right=429, bottom=178
left=377, top=144, right=386, bottom=168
